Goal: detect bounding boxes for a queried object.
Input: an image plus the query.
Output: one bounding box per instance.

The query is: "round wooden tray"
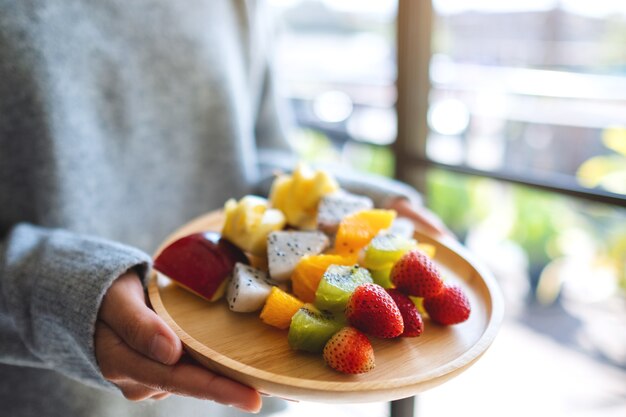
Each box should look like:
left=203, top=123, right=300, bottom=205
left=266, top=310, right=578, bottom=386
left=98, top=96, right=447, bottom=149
left=148, top=211, right=504, bottom=403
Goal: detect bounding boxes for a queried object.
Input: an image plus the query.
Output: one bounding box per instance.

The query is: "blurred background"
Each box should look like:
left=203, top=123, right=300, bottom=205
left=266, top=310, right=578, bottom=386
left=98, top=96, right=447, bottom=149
left=264, top=0, right=626, bottom=416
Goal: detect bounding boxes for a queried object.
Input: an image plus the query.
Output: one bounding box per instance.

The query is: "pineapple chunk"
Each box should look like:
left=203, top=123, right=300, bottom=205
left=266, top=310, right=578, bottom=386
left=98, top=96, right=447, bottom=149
left=269, top=164, right=339, bottom=230
left=222, top=196, right=286, bottom=256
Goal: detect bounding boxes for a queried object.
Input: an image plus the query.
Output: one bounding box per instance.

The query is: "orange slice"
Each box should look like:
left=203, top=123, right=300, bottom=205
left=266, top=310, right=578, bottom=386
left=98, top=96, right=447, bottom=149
left=292, top=254, right=357, bottom=302
left=334, top=209, right=396, bottom=255
left=260, top=287, right=304, bottom=329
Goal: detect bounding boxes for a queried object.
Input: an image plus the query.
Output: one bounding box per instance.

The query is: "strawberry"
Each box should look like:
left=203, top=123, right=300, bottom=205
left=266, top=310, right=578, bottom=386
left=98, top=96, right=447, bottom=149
left=386, top=289, right=424, bottom=337
left=423, top=284, right=471, bottom=325
left=390, top=249, right=443, bottom=297
left=345, top=283, right=404, bottom=338
left=323, top=327, right=375, bottom=374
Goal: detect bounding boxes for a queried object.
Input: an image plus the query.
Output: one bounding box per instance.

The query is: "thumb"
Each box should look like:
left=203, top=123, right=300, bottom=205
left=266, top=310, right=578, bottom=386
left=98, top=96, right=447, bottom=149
left=99, top=271, right=183, bottom=365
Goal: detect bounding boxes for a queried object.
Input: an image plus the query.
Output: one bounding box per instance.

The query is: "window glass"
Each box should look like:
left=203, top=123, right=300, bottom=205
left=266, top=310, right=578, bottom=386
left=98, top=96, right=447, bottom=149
left=269, top=0, right=398, bottom=176
left=424, top=3, right=626, bottom=414
left=428, top=0, right=626, bottom=196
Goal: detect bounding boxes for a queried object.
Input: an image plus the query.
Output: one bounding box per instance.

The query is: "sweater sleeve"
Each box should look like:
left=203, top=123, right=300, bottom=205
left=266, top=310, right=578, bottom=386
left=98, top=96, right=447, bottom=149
left=316, top=163, right=423, bottom=208
left=0, top=223, right=152, bottom=389
left=253, top=60, right=296, bottom=181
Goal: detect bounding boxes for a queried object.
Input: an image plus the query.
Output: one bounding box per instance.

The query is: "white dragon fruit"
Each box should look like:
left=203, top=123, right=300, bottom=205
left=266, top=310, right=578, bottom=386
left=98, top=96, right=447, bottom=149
left=267, top=230, right=330, bottom=281
left=388, top=217, right=415, bottom=240
left=316, top=191, right=373, bottom=234
left=226, top=263, right=275, bottom=312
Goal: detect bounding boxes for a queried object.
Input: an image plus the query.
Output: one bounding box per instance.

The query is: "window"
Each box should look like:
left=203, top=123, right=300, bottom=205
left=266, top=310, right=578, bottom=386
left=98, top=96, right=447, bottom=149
left=268, top=1, right=626, bottom=416
left=269, top=0, right=398, bottom=176
left=424, top=1, right=626, bottom=201
left=400, top=2, right=626, bottom=415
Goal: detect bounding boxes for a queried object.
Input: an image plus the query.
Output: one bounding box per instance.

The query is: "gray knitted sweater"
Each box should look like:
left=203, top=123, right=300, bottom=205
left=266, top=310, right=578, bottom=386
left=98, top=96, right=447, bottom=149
left=0, top=1, right=419, bottom=416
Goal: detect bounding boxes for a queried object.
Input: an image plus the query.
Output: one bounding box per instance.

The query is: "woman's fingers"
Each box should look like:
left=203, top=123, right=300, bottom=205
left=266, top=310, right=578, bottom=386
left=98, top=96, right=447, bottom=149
left=99, top=271, right=182, bottom=365
left=150, top=392, right=172, bottom=401
left=115, top=381, right=165, bottom=402
left=95, top=322, right=261, bottom=413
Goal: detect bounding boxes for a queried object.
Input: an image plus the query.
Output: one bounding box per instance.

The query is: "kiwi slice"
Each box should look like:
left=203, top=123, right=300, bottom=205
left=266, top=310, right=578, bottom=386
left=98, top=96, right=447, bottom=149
left=314, top=265, right=373, bottom=312
left=288, top=304, right=343, bottom=353
left=362, top=233, right=417, bottom=271
left=370, top=267, right=394, bottom=289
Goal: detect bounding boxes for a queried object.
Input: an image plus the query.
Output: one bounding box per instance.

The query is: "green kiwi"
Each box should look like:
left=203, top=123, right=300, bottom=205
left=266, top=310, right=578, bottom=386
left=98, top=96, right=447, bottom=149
left=362, top=233, right=417, bottom=271
left=360, top=233, right=417, bottom=288
left=314, top=264, right=373, bottom=312
left=288, top=304, right=344, bottom=353
left=369, top=267, right=394, bottom=289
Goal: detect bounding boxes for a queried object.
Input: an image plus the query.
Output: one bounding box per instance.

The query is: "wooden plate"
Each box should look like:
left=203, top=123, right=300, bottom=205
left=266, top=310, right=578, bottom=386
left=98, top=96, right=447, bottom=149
left=148, top=211, right=504, bottom=403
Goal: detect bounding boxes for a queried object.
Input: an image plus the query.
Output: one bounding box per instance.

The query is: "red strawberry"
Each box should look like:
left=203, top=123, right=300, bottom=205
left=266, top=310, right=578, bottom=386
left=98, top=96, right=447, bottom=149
left=391, top=249, right=444, bottom=297
left=423, top=284, right=471, bottom=325
left=323, top=327, right=375, bottom=374
left=386, top=289, right=424, bottom=337
left=345, top=283, right=404, bottom=338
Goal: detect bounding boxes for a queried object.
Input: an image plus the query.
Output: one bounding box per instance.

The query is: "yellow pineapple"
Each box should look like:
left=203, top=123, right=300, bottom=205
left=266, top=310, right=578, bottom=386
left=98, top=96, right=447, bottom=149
left=221, top=195, right=286, bottom=256
left=269, top=164, right=339, bottom=229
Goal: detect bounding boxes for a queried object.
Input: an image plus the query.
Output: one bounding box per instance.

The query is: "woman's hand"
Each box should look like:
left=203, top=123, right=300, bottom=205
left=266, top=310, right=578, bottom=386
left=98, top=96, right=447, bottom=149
left=385, top=197, right=455, bottom=239
left=95, top=271, right=261, bottom=412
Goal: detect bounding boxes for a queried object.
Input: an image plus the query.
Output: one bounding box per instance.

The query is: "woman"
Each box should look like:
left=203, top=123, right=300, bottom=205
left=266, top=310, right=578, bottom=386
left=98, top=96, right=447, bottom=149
left=0, top=1, right=447, bottom=416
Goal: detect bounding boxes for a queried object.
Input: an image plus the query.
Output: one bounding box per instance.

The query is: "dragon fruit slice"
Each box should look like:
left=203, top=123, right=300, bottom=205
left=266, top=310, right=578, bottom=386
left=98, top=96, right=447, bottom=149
left=388, top=217, right=415, bottom=240
left=317, top=191, right=373, bottom=234
left=226, top=263, right=275, bottom=312
left=267, top=230, right=330, bottom=282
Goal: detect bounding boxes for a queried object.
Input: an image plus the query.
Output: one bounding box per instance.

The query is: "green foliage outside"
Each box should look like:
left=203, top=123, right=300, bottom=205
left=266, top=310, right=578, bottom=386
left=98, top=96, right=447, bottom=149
left=290, top=129, right=341, bottom=164
left=291, top=128, right=395, bottom=177
left=426, top=169, right=626, bottom=297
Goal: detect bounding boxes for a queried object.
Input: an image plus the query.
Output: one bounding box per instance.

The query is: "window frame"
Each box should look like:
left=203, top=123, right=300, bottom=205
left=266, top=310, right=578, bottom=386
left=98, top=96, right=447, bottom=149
left=395, top=0, right=626, bottom=208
